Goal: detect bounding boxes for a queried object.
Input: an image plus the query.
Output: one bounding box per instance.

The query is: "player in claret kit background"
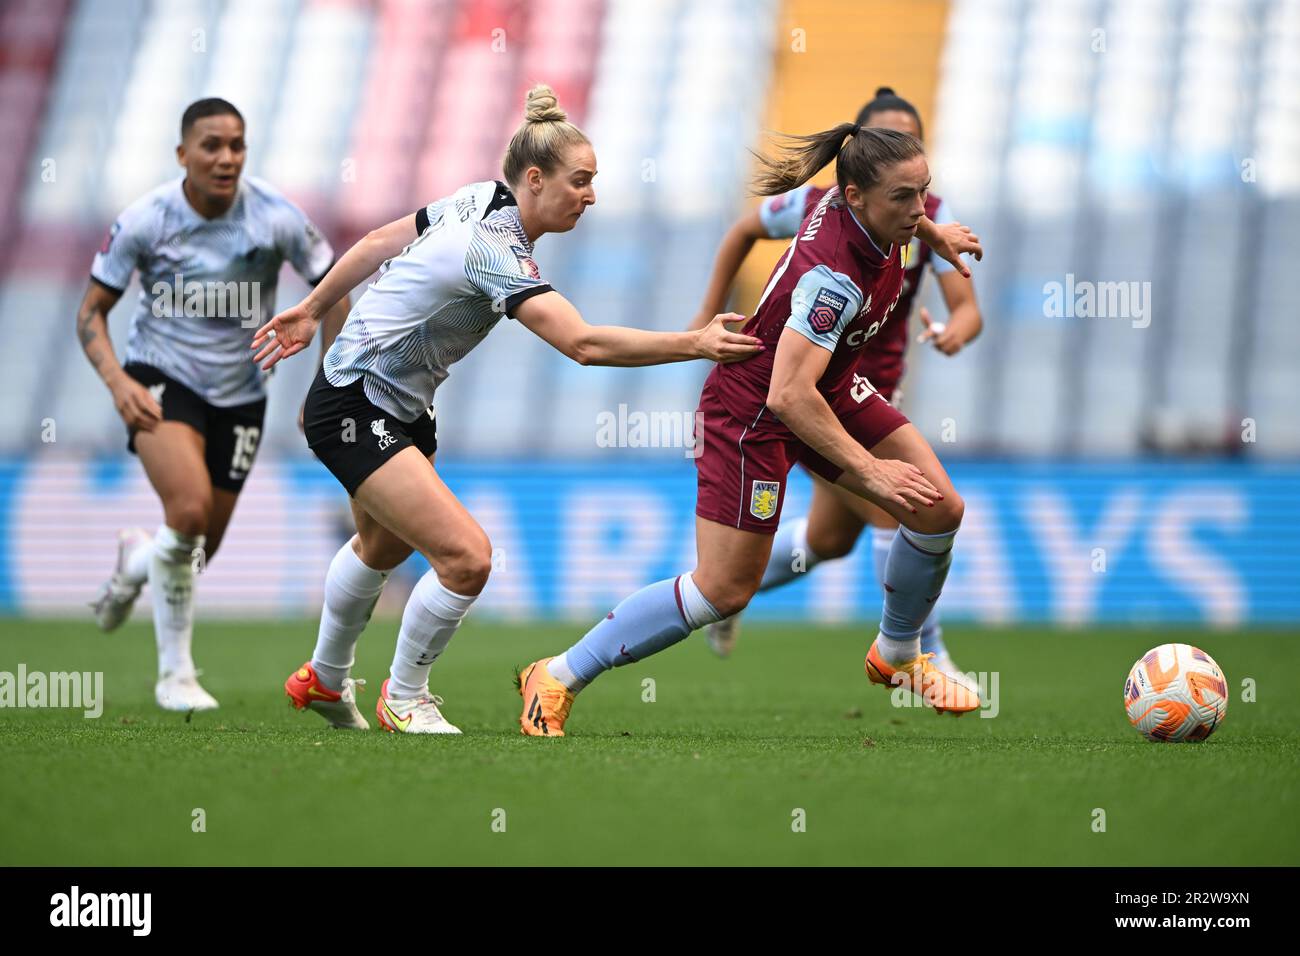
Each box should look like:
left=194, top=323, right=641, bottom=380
left=259, top=86, right=761, bottom=735
left=519, top=122, right=984, bottom=737
left=81, top=98, right=347, bottom=711
left=689, top=88, right=984, bottom=680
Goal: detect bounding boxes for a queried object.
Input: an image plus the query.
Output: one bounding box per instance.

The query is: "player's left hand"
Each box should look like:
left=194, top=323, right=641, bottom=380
left=251, top=301, right=319, bottom=370
left=697, top=312, right=764, bottom=363
left=917, top=307, right=964, bottom=355
left=928, top=221, right=982, bottom=278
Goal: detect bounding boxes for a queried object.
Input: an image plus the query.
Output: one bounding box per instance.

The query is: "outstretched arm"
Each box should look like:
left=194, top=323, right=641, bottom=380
left=515, top=290, right=763, bottom=367
left=253, top=214, right=416, bottom=370
left=687, top=208, right=768, bottom=331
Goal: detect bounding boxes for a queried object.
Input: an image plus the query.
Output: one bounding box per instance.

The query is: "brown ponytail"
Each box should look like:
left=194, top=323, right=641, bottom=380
left=752, top=124, right=923, bottom=197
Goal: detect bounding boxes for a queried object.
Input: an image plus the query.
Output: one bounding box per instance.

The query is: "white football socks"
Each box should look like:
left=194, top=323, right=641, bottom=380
left=123, top=532, right=153, bottom=587
left=149, top=525, right=204, bottom=678
left=311, top=539, right=391, bottom=690
left=387, top=571, right=477, bottom=700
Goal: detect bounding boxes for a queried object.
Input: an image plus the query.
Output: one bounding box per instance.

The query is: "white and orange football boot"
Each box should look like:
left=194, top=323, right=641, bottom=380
left=285, top=662, right=369, bottom=730
left=865, top=638, right=981, bottom=715
left=375, top=679, right=461, bottom=735
left=517, top=657, right=575, bottom=737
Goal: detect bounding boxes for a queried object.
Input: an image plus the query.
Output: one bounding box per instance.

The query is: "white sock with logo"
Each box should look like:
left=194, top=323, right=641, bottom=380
left=311, top=539, right=391, bottom=690
left=149, top=525, right=204, bottom=678
left=387, top=571, right=478, bottom=700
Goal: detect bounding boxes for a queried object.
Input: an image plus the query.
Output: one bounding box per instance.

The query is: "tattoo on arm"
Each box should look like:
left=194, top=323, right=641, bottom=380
left=76, top=303, right=98, bottom=349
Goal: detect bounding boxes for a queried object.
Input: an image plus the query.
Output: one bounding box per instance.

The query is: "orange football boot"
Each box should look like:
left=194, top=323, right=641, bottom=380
left=865, top=639, right=981, bottom=715
left=517, top=657, right=575, bottom=737
left=285, top=662, right=370, bottom=730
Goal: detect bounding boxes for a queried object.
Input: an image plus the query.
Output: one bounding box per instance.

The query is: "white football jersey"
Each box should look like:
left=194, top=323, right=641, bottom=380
left=91, top=175, right=334, bottom=407
left=324, top=180, right=552, bottom=422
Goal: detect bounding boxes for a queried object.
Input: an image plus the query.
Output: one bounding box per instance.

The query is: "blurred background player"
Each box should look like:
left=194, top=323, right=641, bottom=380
left=691, top=88, right=983, bottom=678
left=519, top=124, right=985, bottom=736
left=266, top=86, right=761, bottom=734
left=83, top=98, right=346, bottom=711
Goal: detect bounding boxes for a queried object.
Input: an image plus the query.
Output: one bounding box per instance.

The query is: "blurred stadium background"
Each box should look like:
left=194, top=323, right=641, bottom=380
left=0, top=0, right=1296, bottom=626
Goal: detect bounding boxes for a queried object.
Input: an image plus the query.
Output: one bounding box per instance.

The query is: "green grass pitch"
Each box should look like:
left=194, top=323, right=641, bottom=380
left=1, top=619, right=1296, bottom=866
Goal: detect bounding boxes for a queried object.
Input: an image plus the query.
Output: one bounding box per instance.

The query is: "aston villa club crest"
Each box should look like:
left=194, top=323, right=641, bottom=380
left=749, top=480, right=780, bottom=521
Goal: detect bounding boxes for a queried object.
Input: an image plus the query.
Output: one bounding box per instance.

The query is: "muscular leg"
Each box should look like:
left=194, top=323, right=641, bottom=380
left=309, top=456, right=423, bottom=690
left=350, top=448, right=490, bottom=699
left=134, top=423, right=213, bottom=681
left=837, top=424, right=964, bottom=664
left=807, top=476, right=949, bottom=657
left=548, top=517, right=770, bottom=690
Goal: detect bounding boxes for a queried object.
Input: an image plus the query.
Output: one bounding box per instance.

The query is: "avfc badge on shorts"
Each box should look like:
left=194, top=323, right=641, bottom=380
left=749, top=480, right=780, bottom=521
left=809, top=287, right=848, bottom=334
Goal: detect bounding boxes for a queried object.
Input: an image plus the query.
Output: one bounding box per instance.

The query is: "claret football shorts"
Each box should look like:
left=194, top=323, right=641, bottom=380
left=693, top=383, right=908, bottom=534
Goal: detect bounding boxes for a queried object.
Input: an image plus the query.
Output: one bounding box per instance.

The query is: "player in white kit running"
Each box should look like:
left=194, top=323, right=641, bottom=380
left=82, top=98, right=349, bottom=712
left=265, top=85, right=762, bottom=734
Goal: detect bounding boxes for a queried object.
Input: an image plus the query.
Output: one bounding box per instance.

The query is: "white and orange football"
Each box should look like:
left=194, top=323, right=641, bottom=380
left=1124, top=643, right=1228, bottom=742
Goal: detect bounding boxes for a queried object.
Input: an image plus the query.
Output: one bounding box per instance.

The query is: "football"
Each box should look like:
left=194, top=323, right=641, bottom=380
left=1125, top=643, right=1228, bottom=742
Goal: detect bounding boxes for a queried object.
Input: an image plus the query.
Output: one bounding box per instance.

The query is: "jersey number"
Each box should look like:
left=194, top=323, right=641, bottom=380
left=230, top=425, right=261, bottom=476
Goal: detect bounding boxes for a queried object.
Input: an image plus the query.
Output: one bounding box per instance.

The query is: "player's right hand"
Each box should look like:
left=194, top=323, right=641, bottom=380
left=697, top=312, right=763, bottom=363
left=251, top=301, right=319, bottom=370
left=860, top=457, right=940, bottom=513
left=110, top=376, right=162, bottom=432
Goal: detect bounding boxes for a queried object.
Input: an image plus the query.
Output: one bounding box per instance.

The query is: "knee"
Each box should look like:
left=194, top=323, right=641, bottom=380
left=913, top=490, right=964, bottom=535
left=807, top=524, right=860, bottom=561
left=354, top=532, right=411, bottom=572
left=437, top=538, right=493, bottom=596
left=697, top=575, right=759, bottom=620
left=164, top=497, right=211, bottom=539
left=937, top=490, right=965, bottom=531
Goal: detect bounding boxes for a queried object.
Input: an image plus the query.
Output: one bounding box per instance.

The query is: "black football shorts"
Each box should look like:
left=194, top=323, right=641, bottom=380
left=303, top=367, right=438, bottom=497
left=122, top=362, right=265, bottom=493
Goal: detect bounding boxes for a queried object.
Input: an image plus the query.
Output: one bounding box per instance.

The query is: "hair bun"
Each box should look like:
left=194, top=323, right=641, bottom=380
left=875, top=86, right=896, bottom=97
left=524, top=84, right=567, bottom=123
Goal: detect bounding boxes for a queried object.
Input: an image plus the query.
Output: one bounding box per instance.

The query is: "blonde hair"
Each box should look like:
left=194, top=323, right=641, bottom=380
left=502, top=84, right=590, bottom=186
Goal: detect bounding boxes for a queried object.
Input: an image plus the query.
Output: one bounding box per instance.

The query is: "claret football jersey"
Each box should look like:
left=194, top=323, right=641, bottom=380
left=710, top=185, right=907, bottom=433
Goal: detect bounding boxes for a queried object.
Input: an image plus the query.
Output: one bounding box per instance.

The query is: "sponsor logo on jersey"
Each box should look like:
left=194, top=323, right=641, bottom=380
left=850, top=373, right=878, bottom=404
left=809, top=287, right=849, bottom=333
left=749, top=480, right=780, bottom=521
left=372, top=419, right=396, bottom=451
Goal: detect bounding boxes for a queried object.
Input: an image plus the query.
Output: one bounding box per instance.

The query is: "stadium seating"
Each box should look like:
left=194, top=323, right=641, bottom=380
left=1, top=0, right=1297, bottom=458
